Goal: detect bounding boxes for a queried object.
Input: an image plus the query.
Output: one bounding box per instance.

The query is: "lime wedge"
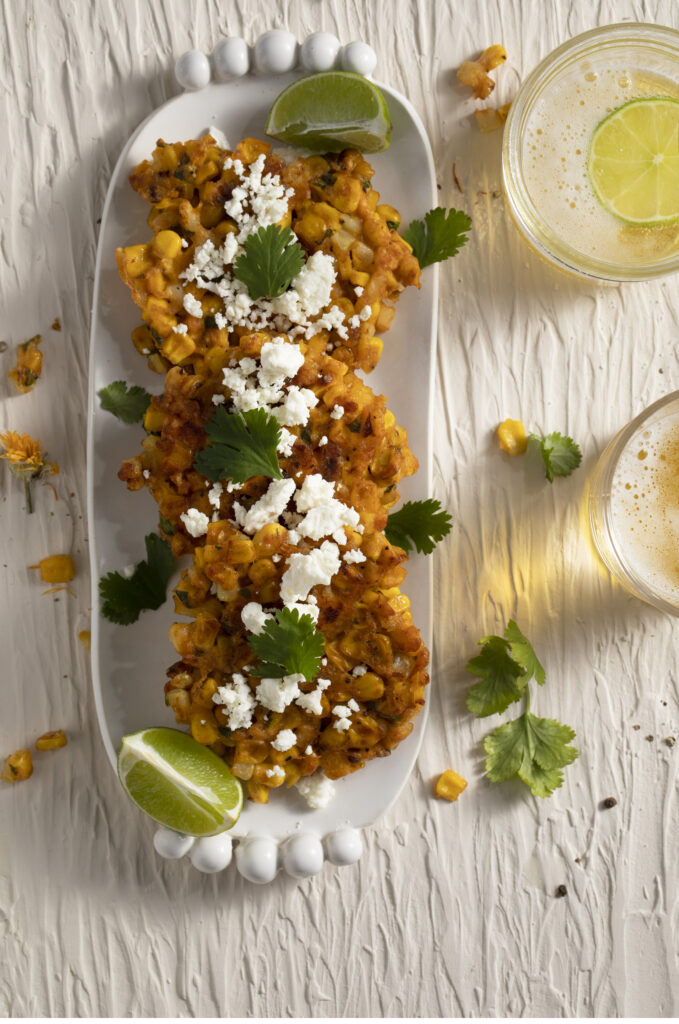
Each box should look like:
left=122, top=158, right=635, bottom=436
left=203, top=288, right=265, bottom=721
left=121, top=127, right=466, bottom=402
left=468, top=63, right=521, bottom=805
left=587, top=97, right=679, bottom=226
left=117, top=727, right=242, bottom=836
left=265, top=71, right=392, bottom=153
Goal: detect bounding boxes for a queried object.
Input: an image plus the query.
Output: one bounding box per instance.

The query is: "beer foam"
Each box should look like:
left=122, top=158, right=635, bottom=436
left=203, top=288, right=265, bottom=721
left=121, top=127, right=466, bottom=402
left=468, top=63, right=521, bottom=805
left=610, top=415, right=679, bottom=601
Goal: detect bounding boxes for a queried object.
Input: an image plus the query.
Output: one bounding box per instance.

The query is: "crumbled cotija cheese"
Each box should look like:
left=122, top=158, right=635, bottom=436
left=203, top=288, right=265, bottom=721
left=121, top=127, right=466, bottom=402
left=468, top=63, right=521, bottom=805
left=295, top=678, right=330, bottom=716
left=271, top=729, right=296, bottom=752
left=180, top=507, right=210, bottom=537
left=330, top=405, right=344, bottom=419
left=296, top=773, right=336, bottom=809
left=233, top=478, right=296, bottom=535
left=241, top=601, right=273, bottom=635
left=256, top=674, right=304, bottom=713
left=344, top=549, right=366, bottom=564
left=280, top=541, right=341, bottom=604
left=212, top=673, right=256, bottom=731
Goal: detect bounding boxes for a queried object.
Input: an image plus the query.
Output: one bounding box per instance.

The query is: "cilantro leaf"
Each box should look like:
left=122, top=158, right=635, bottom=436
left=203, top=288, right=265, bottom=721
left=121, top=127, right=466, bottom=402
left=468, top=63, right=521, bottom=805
left=466, top=635, right=526, bottom=717
left=233, top=224, right=305, bottom=300
left=98, top=381, right=152, bottom=424
left=402, top=207, right=471, bottom=268
left=484, top=711, right=578, bottom=797
left=529, top=432, right=582, bottom=482
left=194, top=407, right=282, bottom=484
left=99, top=534, right=176, bottom=625
left=248, top=608, right=325, bottom=682
left=504, top=619, right=545, bottom=686
left=385, top=499, right=453, bottom=555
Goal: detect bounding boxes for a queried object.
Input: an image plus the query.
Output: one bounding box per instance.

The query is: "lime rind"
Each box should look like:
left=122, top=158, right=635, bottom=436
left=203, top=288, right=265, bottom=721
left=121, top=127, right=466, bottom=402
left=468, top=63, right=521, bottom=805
left=117, top=727, right=243, bottom=837
left=587, top=96, right=679, bottom=227
left=265, top=71, right=392, bottom=154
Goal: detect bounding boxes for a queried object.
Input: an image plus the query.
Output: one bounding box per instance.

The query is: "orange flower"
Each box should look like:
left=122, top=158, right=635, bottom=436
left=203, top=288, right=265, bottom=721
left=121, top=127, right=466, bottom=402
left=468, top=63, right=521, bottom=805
left=0, top=431, right=58, bottom=475
left=0, top=430, right=58, bottom=513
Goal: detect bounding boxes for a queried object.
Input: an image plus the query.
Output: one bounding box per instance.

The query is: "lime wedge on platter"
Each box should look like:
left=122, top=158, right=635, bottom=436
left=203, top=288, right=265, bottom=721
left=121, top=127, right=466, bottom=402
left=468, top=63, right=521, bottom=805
left=117, top=727, right=243, bottom=836
left=265, top=70, right=392, bottom=153
left=587, top=96, right=679, bottom=226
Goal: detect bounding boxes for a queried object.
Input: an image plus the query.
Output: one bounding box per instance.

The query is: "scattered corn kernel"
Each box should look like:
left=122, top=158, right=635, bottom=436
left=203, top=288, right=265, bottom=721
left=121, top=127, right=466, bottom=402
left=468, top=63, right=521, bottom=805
left=8, top=335, right=43, bottom=394
left=78, top=629, right=91, bottom=651
left=434, top=769, right=468, bottom=802
left=474, top=102, right=512, bottom=133
left=457, top=44, right=508, bottom=100
left=29, top=554, right=75, bottom=583
left=35, top=729, right=67, bottom=751
left=497, top=418, right=527, bottom=456
left=1, top=749, right=33, bottom=783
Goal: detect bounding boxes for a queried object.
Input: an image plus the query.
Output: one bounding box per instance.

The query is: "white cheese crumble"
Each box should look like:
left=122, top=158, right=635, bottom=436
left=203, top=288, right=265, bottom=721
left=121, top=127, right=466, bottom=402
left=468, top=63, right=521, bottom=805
left=277, top=427, right=296, bottom=457
left=305, top=745, right=313, bottom=755
left=319, top=435, right=328, bottom=446
left=256, top=674, right=304, bottom=713
left=172, top=323, right=188, bottom=335
left=233, top=478, right=296, bottom=535
left=347, top=698, right=360, bottom=712
left=212, top=673, right=256, bottom=731
left=265, top=766, right=285, bottom=779
left=344, top=549, right=366, bottom=564
left=183, top=293, right=203, bottom=318
left=271, top=729, right=296, bottom=752
left=332, top=705, right=352, bottom=732
left=359, top=305, right=372, bottom=321
left=292, top=473, right=360, bottom=543
left=330, top=405, right=344, bottom=420
left=207, top=481, right=223, bottom=509
left=296, top=773, right=336, bottom=809
left=142, top=469, right=150, bottom=479
left=180, top=507, right=209, bottom=537
left=354, top=285, right=364, bottom=296
left=280, top=541, right=341, bottom=604
left=295, top=677, right=330, bottom=716
left=241, top=601, right=273, bottom=635
left=181, top=238, right=189, bottom=249
left=352, top=665, right=368, bottom=677
left=212, top=394, right=226, bottom=406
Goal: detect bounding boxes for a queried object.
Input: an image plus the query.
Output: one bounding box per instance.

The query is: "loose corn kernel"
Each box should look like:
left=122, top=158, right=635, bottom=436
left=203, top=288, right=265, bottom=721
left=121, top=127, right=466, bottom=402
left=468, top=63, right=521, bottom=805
left=35, top=729, right=67, bottom=751
left=161, top=333, right=197, bottom=365
left=2, top=749, right=33, bottom=783
left=457, top=44, right=507, bottom=100
left=152, top=230, right=184, bottom=259
left=143, top=406, right=166, bottom=433
left=78, top=629, right=91, bottom=651
left=497, top=418, right=527, bottom=456
left=434, top=769, right=468, bottom=802
left=29, top=554, right=75, bottom=584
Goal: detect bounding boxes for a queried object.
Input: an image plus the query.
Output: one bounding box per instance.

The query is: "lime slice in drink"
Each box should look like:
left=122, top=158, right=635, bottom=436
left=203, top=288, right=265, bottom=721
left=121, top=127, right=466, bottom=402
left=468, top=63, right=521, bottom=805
left=587, top=97, right=679, bottom=226
left=265, top=71, right=392, bottom=153
left=117, top=727, right=243, bottom=836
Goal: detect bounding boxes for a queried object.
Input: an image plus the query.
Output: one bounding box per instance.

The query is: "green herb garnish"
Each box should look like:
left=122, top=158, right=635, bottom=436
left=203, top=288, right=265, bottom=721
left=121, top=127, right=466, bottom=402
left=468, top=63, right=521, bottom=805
left=98, top=381, right=151, bottom=424
left=385, top=498, right=453, bottom=555
left=466, top=621, right=578, bottom=797
left=248, top=608, right=325, bottom=682
left=99, top=534, right=176, bottom=625
left=233, top=224, right=305, bottom=300
left=402, top=207, right=471, bottom=268
left=194, top=407, right=282, bottom=484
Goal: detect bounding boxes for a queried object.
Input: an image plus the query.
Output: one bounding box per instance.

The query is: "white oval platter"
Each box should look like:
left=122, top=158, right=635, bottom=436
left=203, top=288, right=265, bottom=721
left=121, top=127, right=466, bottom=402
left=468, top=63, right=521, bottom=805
left=87, top=35, right=438, bottom=880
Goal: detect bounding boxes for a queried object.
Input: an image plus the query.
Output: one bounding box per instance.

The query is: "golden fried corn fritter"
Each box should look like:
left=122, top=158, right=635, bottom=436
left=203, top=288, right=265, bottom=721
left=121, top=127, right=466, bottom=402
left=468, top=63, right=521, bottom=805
left=116, top=137, right=419, bottom=374
left=165, top=523, right=428, bottom=802
left=119, top=330, right=417, bottom=556
left=115, top=136, right=429, bottom=803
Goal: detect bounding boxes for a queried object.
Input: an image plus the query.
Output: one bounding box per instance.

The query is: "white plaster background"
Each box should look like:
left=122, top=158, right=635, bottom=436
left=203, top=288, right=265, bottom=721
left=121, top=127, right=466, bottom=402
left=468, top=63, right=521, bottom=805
left=1, top=0, right=679, bottom=1016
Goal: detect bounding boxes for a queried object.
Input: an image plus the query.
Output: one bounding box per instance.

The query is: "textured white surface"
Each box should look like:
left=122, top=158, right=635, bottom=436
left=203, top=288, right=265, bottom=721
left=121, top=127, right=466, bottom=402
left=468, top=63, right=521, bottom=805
left=1, top=0, right=679, bottom=1016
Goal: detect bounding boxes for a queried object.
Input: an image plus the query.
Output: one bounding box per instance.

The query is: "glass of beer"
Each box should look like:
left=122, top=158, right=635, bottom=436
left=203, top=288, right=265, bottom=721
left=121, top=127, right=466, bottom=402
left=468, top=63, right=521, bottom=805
left=502, top=23, right=679, bottom=282
left=589, top=392, right=679, bottom=614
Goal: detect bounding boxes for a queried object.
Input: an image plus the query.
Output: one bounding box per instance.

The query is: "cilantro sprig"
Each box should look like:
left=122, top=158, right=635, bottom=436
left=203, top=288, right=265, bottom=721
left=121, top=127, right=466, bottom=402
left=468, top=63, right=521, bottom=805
left=99, top=533, right=176, bottom=625
left=529, top=432, right=582, bottom=482
left=385, top=498, right=452, bottom=555
left=402, top=207, right=471, bottom=268
left=248, top=608, right=325, bottom=682
left=194, top=407, right=282, bottom=484
left=466, top=620, right=577, bottom=798
left=98, top=381, right=151, bottom=424
left=233, top=224, right=305, bottom=300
